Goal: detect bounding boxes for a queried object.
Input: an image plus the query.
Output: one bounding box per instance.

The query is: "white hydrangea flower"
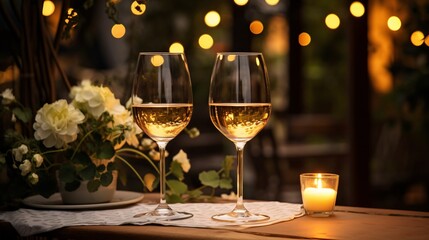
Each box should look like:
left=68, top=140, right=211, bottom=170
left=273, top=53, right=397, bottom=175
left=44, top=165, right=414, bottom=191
left=32, top=154, right=44, bottom=168
left=28, top=173, right=39, bottom=185
left=141, top=138, right=155, bottom=148
left=12, top=144, right=29, bottom=162
left=70, top=80, right=120, bottom=119
left=126, top=95, right=143, bottom=109
left=19, top=159, right=32, bottom=176
left=173, top=149, right=191, bottom=173
left=33, top=99, right=85, bottom=149
left=221, top=191, right=237, bottom=200
left=1, top=88, right=15, bottom=105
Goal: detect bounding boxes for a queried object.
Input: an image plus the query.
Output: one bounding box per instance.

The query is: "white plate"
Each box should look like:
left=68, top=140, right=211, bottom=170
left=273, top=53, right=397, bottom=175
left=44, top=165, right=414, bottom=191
left=22, top=190, right=144, bottom=210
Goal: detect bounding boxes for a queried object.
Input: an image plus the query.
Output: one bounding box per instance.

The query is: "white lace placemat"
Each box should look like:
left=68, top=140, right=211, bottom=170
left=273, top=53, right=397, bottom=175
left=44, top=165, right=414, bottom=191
left=0, top=201, right=304, bottom=237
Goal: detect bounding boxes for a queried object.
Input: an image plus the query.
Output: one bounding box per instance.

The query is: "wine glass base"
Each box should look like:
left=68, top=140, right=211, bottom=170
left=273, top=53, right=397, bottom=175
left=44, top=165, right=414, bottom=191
left=134, top=205, right=193, bottom=221
left=212, top=212, right=270, bottom=223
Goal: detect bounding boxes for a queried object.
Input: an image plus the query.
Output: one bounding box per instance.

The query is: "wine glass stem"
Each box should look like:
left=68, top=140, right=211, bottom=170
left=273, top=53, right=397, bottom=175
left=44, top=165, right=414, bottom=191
left=235, top=143, right=246, bottom=208
left=158, top=141, right=168, bottom=205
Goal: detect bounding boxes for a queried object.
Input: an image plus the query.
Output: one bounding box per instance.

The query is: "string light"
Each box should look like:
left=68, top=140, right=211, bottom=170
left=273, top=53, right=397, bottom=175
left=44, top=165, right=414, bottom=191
left=250, top=20, right=264, bottom=35
left=325, top=14, right=340, bottom=29
left=298, top=32, right=311, bottom=46
left=265, top=0, right=279, bottom=6
left=205, top=11, right=221, bottom=27
left=198, top=34, right=214, bottom=49
left=410, top=31, right=425, bottom=46
left=234, top=0, right=249, bottom=6
left=111, top=24, right=126, bottom=39
left=42, top=0, right=55, bottom=16
left=131, top=1, right=146, bottom=15
left=387, top=16, right=401, bottom=31
left=169, top=42, right=185, bottom=53
left=350, top=1, right=365, bottom=17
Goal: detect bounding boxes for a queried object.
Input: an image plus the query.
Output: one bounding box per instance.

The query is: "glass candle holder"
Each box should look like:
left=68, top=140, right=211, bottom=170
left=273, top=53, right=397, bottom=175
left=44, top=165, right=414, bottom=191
left=300, top=173, right=339, bottom=217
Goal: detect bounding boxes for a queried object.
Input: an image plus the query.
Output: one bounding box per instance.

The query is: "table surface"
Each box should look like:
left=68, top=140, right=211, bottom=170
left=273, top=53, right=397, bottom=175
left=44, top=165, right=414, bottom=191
left=2, top=193, right=429, bottom=240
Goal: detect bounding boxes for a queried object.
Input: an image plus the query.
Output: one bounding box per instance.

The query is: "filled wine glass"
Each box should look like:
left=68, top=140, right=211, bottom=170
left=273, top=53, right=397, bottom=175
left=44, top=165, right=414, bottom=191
left=209, top=52, right=271, bottom=222
left=131, top=52, right=193, bottom=220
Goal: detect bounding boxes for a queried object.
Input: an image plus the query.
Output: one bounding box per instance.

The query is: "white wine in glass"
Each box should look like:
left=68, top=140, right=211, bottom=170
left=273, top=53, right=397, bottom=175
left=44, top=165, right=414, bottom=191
left=132, top=52, right=193, bottom=220
left=209, top=52, right=271, bottom=222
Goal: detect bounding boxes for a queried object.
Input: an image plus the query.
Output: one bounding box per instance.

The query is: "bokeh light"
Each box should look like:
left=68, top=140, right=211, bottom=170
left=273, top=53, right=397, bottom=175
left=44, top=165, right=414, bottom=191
left=250, top=20, right=264, bottom=35
left=131, top=1, right=146, bottom=15
left=298, top=32, right=311, bottom=46
left=151, top=55, right=164, bottom=67
left=350, top=1, right=365, bottom=17
left=111, top=24, right=126, bottom=39
left=410, top=31, right=425, bottom=46
left=425, top=36, right=429, bottom=47
left=205, top=11, right=221, bottom=27
left=265, top=0, right=280, bottom=6
left=325, top=14, right=340, bottom=29
left=234, top=0, right=249, bottom=6
left=198, top=34, right=214, bottom=49
left=42, top=0, right=55, bottom=17
left=387, top=16, right=401, bottom=31
left=169, top=42, right=185, bottom=53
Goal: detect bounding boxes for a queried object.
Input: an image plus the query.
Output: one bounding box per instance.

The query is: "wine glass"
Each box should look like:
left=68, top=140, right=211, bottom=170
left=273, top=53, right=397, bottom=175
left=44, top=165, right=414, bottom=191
left=209, top=52, right=271, bottom=222
left=131, top=52, right=193, bottom=220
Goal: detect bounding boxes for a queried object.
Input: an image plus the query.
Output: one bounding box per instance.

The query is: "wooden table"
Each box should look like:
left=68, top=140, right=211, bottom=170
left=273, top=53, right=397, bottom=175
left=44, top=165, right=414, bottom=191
left=2, top=194, right=429, bottom=240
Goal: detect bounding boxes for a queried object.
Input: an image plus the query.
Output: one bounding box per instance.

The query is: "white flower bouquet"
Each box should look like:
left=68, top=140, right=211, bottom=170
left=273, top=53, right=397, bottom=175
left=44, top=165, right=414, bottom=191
left=0, top=81, right=232, bottom=208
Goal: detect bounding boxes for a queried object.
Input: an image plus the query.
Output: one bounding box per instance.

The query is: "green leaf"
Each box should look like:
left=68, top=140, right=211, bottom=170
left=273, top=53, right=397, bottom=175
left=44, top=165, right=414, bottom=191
left=87, top=180, right=101, bottom=192
left=222, top=155, right=235, bottom=178
left=65, top=181, right=81, bottom=192
left=100, top=172, right=113, bottom=186
left=107, top=161, right=116, bottom=171
left=199, top=170, right=220, bottom=188
left=170, top=161, right=184, bottom=180
left=167, top=179, right=187, bottom=194
left=96, top=141, right=115, bottom=159
left=79, top=163, right=96, bottom=181
left=188, top=189, right=203, bottom=199
left=59, top=163, right=76, bottom=183
left=219, top=178, right=233, bottom=189
left=166, top=193, right=184, bottom=203
left=73, top=151, right=92, bottom=165
left=12, top=107, right=32, bottom=123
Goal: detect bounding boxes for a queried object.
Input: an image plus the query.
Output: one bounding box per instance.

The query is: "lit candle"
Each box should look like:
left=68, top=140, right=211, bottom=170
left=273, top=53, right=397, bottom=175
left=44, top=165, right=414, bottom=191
left=300, top=173, right=339, bottom=216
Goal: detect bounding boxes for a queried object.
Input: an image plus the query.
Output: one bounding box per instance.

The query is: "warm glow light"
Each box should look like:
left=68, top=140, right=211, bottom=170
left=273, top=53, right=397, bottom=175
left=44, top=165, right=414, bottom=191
left=227, top=55, right=236, bottom=62
left=350, top=1, right=365, bottom=17
left=234, top=0, right=249, bottom=6
left=111, top=24, right=126, bottom=39
left=256, top=58, right=260, bottom=66
left=151, top=55, right=164, bottom=67
left=250, top=20, right=264, bottom=35
left=131, top=1, right=146, bottom=15
left=387, top=16, right=401, bottom=31
left=411, top=31, right=425, bottom=46
left=298, top=32, right=311, bottom=46
left=67, top=8, right=76, bottom=16
left=42, top=0, right=55, bottom=16
left=265, top=0, right=279, bottom=6
left=325, top=14, right=340, bottom=29
left=425, top=36, right=429, bottom=47
left=198, top=34, right=214, bottom=49
left=169, top=42, right=185, bottom=53
left=205, top=11, right=221, bottom=27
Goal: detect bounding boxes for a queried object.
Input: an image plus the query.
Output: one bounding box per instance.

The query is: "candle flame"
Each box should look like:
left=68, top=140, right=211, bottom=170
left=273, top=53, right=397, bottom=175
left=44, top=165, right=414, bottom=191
left=315, top=174, right=323, bottom=188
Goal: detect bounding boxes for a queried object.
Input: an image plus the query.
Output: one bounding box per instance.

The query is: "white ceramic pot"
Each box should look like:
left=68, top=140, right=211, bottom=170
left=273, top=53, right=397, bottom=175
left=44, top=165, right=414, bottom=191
left=58, top=158, right=118, bottom=204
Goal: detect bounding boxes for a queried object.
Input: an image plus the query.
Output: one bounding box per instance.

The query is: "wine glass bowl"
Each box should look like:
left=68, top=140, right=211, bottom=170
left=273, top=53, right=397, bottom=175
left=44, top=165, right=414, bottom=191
left=209, top=52, right=271, bottom=222
left=132, top=52, right=193, bottom=220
